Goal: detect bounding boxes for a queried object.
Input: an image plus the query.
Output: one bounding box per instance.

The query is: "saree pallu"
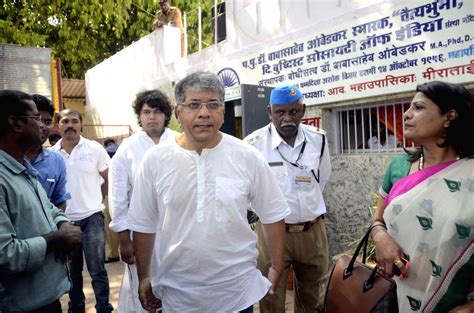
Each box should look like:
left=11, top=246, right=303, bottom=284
left=383, top=158, right=474, bottom=312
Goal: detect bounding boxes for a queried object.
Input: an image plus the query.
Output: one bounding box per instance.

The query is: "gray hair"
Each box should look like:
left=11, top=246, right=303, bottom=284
left=174, top=71, right=225, bottom=104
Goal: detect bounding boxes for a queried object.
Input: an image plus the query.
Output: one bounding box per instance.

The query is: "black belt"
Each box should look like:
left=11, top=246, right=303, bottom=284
left=285, top=214, right=324, bottom=233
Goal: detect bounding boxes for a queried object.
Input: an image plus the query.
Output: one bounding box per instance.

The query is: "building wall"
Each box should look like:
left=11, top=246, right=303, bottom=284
left=324, top=153, right=395, bottom=259
left=85, top=0, right=473, bottom=260
left=0, top=44, right=52, bottom=97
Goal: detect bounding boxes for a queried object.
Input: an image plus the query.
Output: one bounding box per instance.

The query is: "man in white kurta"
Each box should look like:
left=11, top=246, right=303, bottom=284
left=110, top=129, right=178, bottom=313
left=128, top=71, right=289, bottom=312
left=128, top=134, right=289, bottom=311
left=108, top=89, right=179, bottom=313
left=109, top=128, right=178, bottom=232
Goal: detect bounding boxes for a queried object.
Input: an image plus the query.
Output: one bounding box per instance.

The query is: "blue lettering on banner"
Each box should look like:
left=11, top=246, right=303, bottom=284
left=304, top=90, right=325, bottom=98
left=462, top=14, right=474, bottom=24
left=238, top=0, right=471, bottom=104
left=352, top=17, right=393, bottom=37
left=268, top=42, right=305, bottom=61
left=378, top=41, right=426, bottom=59
left=307, top=30, right=348, bottom=49
left=421, top=54, right=445, bottom=64
left=448, top=45, right=474, bottom=59
left=359, top=66, right=377, bottom=76
left=360, top=32, right=393, bottom=50
left=395, top=18, right=443, bottom=41
left=300, top=78, right=321, bottom=88
left=392, top=0, right=463, bottom=22
left=389, top=58, right=418, bottom=71
left=342, top=71, right=358, bottom=80
left=322, top=74, right=341, bottom=84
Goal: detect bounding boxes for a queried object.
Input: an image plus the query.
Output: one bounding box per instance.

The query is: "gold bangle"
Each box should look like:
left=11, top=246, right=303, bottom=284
left=373, top=218, right=386, bottom=225
left=394, top=259, right=404, bottom=267
left=370, top=225, right=387, bottom=239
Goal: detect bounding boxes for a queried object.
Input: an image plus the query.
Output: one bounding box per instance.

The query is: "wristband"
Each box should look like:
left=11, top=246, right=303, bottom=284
left=370, top=223, right=387, bottom=238
left=373, top=218, right=386, bottom=226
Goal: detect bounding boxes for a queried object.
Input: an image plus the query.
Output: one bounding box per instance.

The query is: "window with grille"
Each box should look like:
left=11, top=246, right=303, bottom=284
left=333, top=102, right=416, bottom=154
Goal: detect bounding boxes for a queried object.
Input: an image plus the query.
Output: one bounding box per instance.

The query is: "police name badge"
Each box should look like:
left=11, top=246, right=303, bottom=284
left=294, top=175, right=312, bottom=191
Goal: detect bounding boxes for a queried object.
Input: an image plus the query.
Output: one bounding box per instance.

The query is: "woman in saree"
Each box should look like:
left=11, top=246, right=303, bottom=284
left=371, top=81, right=474, bottom=313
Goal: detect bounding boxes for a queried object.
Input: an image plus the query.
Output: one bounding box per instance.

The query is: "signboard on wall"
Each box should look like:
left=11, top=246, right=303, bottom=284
left=236, top=0, right=473, bottom=105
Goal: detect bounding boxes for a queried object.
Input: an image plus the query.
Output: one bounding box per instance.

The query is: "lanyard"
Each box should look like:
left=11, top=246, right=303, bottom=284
left=269, top=125, right=320, bottom=182
left=269, top=125, right=307, bottom=169
left=277, top=142, right=306, bottom=169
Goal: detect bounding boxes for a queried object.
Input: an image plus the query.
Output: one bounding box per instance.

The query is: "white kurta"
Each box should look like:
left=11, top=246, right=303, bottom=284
left=245, top=123, right=331, bottom=223
left=367, top=134, right=398, bottom=149
left=109, top=128, right=179, bottom=232
left=108, top=128, right=179, bottom=313
left=128, top=133, right=290, bottom=312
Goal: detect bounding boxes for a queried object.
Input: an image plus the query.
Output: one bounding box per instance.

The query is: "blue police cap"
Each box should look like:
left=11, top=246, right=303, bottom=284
left=269, top=83, right=303, bottom=105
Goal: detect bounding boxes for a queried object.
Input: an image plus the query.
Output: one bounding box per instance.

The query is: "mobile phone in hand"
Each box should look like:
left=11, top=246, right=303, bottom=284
left=393, top=255, right=409, bottom=277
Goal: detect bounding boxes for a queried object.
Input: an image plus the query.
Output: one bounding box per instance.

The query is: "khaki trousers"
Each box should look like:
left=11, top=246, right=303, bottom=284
left=256, top=218, right=329, bottom=313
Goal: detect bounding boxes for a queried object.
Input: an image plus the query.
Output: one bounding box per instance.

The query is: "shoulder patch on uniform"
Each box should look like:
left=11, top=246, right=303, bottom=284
left=245, top=134, right=260, bottom=145
left=245, top=128, right=268, bottom=145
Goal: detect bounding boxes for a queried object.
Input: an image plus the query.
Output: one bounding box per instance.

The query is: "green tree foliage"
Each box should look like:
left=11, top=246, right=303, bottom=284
left=1, top=0, right=220, bottom=79
left=175, top=0, right=215, bottom=51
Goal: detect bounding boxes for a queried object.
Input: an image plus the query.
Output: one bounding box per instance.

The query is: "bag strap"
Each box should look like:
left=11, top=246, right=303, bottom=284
left=311, top=133, right=325, bottom=183
left=343, top=224, right=376, bottom=279
left=342, top=224, right=393, bottom=293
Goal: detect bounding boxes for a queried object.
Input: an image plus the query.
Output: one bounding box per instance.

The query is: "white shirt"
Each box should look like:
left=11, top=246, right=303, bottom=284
left=51, top=136, right=110, bottom=221
left=108, top=129, right=179, bottom=232
left=367, top=134, right=398, bottom=149
left=128, top=133, right=290, bottom=312
left=245, top=123, right=331, bottom=223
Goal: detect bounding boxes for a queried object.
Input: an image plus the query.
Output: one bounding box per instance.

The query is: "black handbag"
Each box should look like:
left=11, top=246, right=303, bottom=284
left=324, top=225, right=398, bottom=313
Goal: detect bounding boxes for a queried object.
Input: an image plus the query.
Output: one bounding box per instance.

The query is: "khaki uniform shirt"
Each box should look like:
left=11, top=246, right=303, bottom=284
left=155, top=6, right=183, bottom=31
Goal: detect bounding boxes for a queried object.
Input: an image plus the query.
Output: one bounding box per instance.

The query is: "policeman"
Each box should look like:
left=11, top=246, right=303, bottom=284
left=245, top=83, right=331, bottom=313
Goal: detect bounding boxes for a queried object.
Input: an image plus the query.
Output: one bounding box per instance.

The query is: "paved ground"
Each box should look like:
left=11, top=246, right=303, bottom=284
left=60, top=261, right=295, bottom=312
left=60, top=260, right=122, bottom=312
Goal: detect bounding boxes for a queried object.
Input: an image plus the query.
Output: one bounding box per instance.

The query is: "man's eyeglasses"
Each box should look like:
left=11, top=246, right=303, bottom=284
left=18, top=115, right=54, bottom=128
left=179, top=101, right=223, bottom=111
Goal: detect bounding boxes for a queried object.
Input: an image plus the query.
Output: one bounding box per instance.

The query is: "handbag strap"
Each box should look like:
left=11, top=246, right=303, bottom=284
left=342, top=224, right=393, bottom=293
left=343, top=224, right=377, bottom=279
left=363, top=264, right=379, bottom=293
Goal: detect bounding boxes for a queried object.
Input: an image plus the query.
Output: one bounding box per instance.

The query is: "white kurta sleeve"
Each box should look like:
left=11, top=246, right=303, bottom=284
left=127, top=152, right=160, bottom=234
left=249, top=153, right=290, bottom=224
left=108, top=149, right=131, bottom=232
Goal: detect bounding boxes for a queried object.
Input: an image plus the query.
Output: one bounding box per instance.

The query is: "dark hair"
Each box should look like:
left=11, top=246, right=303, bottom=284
left=32, top=94, right=54, bottom=116
left=104, top=138, right=116, bottom=147
left=57, top=108, right=82, bottom=123
left=48, top=133, right=61, bottom=143
left=132, top=89, right=173, bottom=127
left=174, top=71, right=225, bottom=105
left=0, top=90, right=34, bottom=135
left=408, top=81, right=474, bottom=159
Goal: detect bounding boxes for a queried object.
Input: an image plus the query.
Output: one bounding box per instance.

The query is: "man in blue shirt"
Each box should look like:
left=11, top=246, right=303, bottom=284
left=26, top=94, right=70, bottom=210
left=0, top=90, right=82, bottom=312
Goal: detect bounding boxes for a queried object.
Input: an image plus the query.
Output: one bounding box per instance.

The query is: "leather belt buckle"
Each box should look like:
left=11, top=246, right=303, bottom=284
left=286, top=215, right=324, bottom=233
left=287, top=224, right=305, bottom=233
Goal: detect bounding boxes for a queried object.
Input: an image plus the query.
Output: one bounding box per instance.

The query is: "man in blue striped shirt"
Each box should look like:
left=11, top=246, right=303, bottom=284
left=26, top=94, right=70, bottom=210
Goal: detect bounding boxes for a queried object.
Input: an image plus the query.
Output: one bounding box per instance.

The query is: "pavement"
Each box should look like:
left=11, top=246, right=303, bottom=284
left=60, top=260, right=122, bottom=313
left=60, top=260, right=295, bottom=312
